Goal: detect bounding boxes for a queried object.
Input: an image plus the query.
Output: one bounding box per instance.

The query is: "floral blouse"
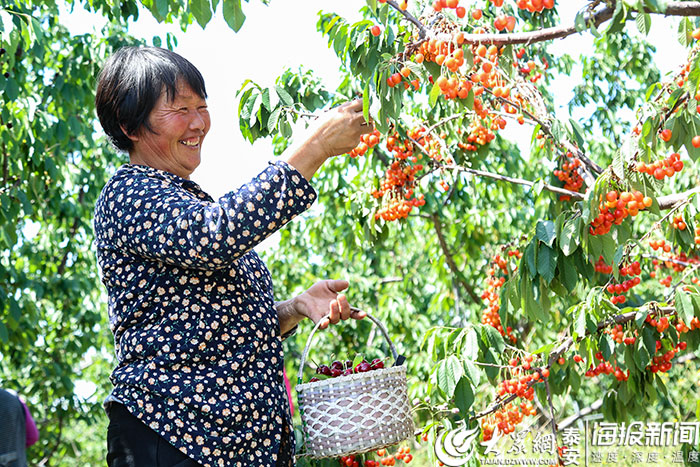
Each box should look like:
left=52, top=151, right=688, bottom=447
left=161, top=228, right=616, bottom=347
left=93, top=161, right=316, bottom=466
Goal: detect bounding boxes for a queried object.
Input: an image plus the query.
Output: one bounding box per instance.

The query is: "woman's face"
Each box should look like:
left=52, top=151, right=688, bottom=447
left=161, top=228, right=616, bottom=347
left=130, top=81, right=211, bottom=179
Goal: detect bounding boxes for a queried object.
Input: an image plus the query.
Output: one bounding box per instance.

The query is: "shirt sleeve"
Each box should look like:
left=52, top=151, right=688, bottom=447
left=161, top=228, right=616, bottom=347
left=95, top=160, right=316, bottom=269
left=21, top=400, right=39, bottom=447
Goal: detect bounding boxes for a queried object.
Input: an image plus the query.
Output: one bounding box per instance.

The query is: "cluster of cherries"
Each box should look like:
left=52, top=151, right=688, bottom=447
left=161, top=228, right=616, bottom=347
left=605, top=324, right=637, bottom=345
left=589, top=189, right=653, bottom=236
left=349, top=129, right=381, bottom=158
left=481, top=354, right=542, bottom=441
left=458, top=114, right=501, bottom=152
left=432, top=0, right=467, bottom=18
left=594, top=256, right=613, bottom=274
left=647, top=244, right=700, bottom=286
left=311, top=358, right=385, bottom=382
left=605, top=260, right=642, bottom=305
left=635, top=152, right=684, bottom=180
left=371, top=130, right=428, bottom=222
left=481, top=400, right=536, bottom=441
left=516, top=0, right=555, bottom=13
left=386, top=67, right=421, bottom=91
left=338, top=446, right=413, bottom=466
left=583, top=352, right=630, bottom=381
left=646, top=338, right=686, bottom=374
left=480, top=249, right=521, bottom=342
left=671, top=214, right=687, bottom=230
left=553, top=152, right=584, bottom=201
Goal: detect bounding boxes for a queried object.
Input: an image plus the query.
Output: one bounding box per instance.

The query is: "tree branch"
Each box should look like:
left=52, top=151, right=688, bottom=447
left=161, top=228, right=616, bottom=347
left=542, top=372, right=562, bottom=463
left=437, top=163, right=585, bottom=200
left=657, top=187, right=700, bottom=210
left=483, top=87, right=603, bottom=184
left=429, top=2, right=700, bottom=46
left=430, top=213, right=481, bottom=304
left=386, top=0, right=428, bottom=40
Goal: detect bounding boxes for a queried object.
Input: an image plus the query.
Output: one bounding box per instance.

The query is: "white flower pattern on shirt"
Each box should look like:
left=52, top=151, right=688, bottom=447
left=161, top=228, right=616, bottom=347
left=94, top=161, right=316, bottom=466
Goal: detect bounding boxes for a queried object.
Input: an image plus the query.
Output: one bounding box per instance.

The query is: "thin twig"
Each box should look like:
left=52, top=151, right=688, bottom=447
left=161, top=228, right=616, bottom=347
left=666, top=263, right=700, bottom=300
left=385, top=0, right=429, bottom=40
left=542, top=374, right=562, bottom=463
left=483, top=87, right=602, bottom=182
left=642, top=254, right=699, bottom=268
left=438, top=164, right=585, bottom=200
left=430, top=213, right=481, bottom=304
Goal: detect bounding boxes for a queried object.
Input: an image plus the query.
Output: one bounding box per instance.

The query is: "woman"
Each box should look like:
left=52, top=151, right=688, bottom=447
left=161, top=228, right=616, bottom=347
left=93, top=46, right=369, bottom=467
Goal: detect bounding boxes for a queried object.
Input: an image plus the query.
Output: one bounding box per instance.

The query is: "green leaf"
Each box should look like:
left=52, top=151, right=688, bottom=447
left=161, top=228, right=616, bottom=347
left=678, top=17, right=693, bottom=47
left=535, top=220, right=556, bottom=247
left=436, top=355, right=463, bottom=397
left=366, top=0, right=377, bottom=12
left=558, top=254, right=578, bottom=292
left=362, top=83, right=370, bottom=125
left=454, top=377, right=475, bottom=417
left=537, top=244, right=558, bottom=284
left=223, top=0, right=246, bottom=32
left=636, top=12, right=651, bottom=36
left=463, top=359, right=480, bottom=385
left=481, top=324, right=505, bottom=354
left=462, top=328, right=479, bottom=360
left=267, top=106, right=282, bottom=132
left=574, top=11, right=587, bottom=32
left=524, top=241, right=538, bottom=279
left=189, top=0, right=212, bottom=28
left=559, top=217, right=581, bottom=256
left=275, top=85, right=294, bottom=106
left=261, top=88, right=272, bottom=111
left=429, top=82, right=441, bottom=108
left=0, top=321, right=7, bottom=343
left=601, top=233, right=617, bottom=264
left=642, top=326, right=656, bottom=356
left=352, top=354, right=364, bottom=368
left=676, top=289, right=695, bottom=326
left=280, top=119, right=292, bottom=138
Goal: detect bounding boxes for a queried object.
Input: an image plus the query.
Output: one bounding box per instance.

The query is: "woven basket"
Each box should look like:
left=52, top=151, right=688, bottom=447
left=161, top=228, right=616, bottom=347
left=296, top=309, right=414, bottom=459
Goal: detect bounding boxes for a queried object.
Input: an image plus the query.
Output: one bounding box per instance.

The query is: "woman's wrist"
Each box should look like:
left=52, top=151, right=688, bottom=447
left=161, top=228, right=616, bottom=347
left=284, top=138, right=328, bottom=181
left=275, top=297, right=305, bottom=335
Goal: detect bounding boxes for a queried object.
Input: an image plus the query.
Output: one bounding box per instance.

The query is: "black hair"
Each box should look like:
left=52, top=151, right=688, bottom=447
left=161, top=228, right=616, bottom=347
left=95, top=46, right=208, bottom=152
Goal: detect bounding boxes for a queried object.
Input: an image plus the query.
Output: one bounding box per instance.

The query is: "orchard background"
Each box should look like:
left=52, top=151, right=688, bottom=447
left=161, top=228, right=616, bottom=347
left=1, top=0, right=700, bottom=465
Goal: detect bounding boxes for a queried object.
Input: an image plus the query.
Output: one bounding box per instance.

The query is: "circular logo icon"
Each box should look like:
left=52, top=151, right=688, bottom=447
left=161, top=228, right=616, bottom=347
left=434, top=423, right=480, bottom=466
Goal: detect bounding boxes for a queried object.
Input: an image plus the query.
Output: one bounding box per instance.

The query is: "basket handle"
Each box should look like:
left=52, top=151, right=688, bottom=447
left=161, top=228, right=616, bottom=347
left=296, top=307, right=401, bottom=384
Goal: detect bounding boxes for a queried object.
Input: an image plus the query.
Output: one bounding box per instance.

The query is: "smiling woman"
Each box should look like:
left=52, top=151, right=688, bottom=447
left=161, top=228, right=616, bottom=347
left=92, top=46, right=370, bottom=467
left=96, top=48, right=212, bottom=179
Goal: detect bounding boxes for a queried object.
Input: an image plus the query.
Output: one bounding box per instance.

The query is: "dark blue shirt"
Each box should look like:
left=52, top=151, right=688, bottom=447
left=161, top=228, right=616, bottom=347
left=94, top=161, right=316, bottom=466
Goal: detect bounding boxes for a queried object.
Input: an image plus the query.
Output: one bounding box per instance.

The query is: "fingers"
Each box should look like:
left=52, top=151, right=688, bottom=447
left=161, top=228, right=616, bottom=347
left=327, top=279, right=349, bottom=293
left=351, top=308, right=366, bottom=320
left=337, top=294, right=351, bottom=321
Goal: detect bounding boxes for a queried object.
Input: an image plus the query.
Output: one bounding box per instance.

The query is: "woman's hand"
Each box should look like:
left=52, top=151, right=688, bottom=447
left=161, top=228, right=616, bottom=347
left=285, top=100, right=371, bottom=181
left=294, top=279, right=366, bottom=329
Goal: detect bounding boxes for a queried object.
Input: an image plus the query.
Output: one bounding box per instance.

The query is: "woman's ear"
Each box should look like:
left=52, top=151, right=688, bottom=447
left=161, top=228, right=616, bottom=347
left=120, top=124, right=139, bottom=142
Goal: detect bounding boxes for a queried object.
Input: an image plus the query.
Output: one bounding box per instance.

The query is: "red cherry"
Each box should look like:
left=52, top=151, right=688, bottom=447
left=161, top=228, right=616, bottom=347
left=370, top=25, right=381, bottom=37
left=371, top=358, right=385, bottom=370
left=660, top=129, right=672, bottom=142
left=693, top=135, right=700, bottom=148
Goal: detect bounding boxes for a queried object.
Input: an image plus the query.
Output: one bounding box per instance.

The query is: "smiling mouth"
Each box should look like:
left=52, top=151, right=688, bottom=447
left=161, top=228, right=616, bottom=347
left=180, top=138, right=201, bottom=147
